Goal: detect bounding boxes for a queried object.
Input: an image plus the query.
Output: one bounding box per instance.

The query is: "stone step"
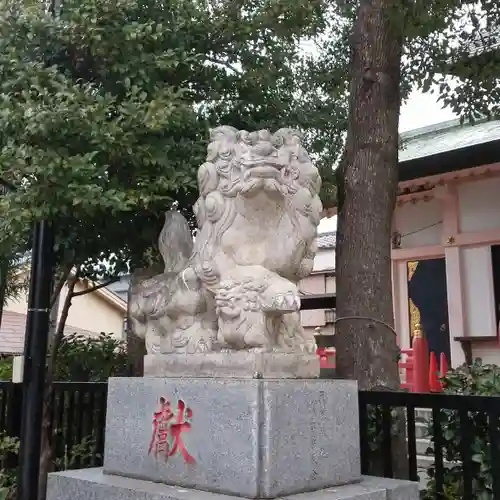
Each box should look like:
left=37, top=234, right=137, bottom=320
left=47, top=469, right=420, bottom=500
left=415, top=421, right=429, bottom=439
left=417, top=454, right=453, bottom=468
left=415, top=408, right=432, bottom=421
left=415, top=454, right=456, bottom=491
left=415, top=438, right=432, bottom=456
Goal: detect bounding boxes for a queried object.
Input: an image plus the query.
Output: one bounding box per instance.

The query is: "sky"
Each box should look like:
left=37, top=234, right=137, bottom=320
left=318, top=88, right=457, bottom=234
left=399, top=89, right=457, bottom=132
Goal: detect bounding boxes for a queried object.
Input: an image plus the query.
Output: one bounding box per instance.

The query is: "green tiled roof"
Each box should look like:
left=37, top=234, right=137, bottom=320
left=399, top=118, right=500, bottom=162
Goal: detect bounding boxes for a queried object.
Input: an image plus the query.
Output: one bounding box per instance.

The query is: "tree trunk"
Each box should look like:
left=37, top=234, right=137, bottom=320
left=334, top=0, right=406, bottom=479
left=335, top=0, right=402, bottom=389
left=38, top=272, right=79, bottom=500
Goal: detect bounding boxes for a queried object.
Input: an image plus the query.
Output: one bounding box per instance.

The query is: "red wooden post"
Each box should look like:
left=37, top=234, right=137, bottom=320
left=429, top=352, right=442, bottom=392
left=412, top=325, right=430, bottom=393
left=316, top=347, right=336, bottom=369
left=439, top=352, right=449, bottom=390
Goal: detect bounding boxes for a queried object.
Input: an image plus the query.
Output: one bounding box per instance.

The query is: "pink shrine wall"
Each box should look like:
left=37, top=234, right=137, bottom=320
left=392, top=163, right=500, bottom=367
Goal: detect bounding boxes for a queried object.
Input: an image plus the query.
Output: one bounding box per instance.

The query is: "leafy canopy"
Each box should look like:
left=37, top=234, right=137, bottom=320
left=55, top=332, right=129, bottom=381
left=0, top=0, right=340, bottom=280
left=314, top=0, right=500, bottom=129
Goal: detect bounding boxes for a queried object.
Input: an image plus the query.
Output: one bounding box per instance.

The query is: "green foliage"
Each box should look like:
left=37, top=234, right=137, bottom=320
left=0, top=359, right=12, bottom=381
left=0, top=430, right=99, bottom=499
left=52, top=433, right=101, bottom=472
left=0, top=255, right=30, bottom=307
left=441, top=358, right=500, bottom=396
left=54, top=332, right=129, bottom=381
left=423, top=360, right=500, bottom=500
left=365, top=405, right=401, bottom=453
left=311, top=0, right=500, bottom=135
left=0, top=433, right=19, bottom=500
left=362, top=403, right=406, bottom=477
left=0, top=0, right=340, bottom=284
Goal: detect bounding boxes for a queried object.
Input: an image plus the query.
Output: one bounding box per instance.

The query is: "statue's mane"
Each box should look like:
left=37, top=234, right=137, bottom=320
left=191, top=126, right=322, bottom=284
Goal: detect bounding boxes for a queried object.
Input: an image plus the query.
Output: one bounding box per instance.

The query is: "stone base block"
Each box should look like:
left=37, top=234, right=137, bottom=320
left=47, top=469, right=419, bottom=500
left=103, top=377, right=359, bottom=498
left=143, top=352, right=320, bottom=379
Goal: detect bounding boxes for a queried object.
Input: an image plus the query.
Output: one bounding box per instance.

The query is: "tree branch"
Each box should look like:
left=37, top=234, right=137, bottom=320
left=206, top=57, right=242, bottom=75
left=47, top=265, right=82, bottom=375
left=50, top=263, right=74, bottom=310
left=71, top=277, right=120, bottom=297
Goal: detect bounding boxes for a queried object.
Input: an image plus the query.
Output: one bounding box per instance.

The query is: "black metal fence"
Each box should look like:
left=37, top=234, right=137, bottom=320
left=0, top=381, right=107, bottom=470
left=2, top=377, right=499, bottom=500
left=359, top=390, right=500, bottom=499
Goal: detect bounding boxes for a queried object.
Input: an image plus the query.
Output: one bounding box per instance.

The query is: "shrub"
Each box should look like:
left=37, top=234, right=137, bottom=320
left=0, top=433, right=19, bottom=500
left=423, top=359, right=500, bottom=500
left=0, top=359, right=12, bottom=381
left=54, top=332, right=130, bottom=382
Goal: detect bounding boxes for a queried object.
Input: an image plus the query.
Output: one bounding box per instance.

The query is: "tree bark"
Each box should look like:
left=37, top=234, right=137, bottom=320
left=38, top=270, right=80, bottom=500
left=334, top=0, right=406, bottom=479
left=335, top=0, right=403, bottom=390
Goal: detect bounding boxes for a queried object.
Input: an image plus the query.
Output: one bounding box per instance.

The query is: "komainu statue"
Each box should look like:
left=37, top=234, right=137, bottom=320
left=129, top=127, right=322, bottom=354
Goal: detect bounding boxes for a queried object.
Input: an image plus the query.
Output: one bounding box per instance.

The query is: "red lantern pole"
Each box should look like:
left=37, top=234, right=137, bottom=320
left=439, top=352, right=449, bottom=390
left=429, top=352, right=442, bottom=392
left=412, top=324, right=430, bottom=393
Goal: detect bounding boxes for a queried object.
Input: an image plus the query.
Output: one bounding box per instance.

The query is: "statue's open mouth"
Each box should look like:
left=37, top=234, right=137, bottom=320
left=242, top=159, right=284, bottom=181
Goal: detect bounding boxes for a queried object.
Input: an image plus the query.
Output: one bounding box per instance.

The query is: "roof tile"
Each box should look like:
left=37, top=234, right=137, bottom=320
left=0, top=311, right=101, bottom=355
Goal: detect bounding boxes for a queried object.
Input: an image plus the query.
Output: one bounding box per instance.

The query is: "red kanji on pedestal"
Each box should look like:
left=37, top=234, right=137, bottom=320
left=148, top=397, right=195, bottom=464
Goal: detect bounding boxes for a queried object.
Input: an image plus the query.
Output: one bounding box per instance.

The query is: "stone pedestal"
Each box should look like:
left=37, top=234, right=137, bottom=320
left=144, top=352, right=320, bottom=379
left=47, top=374, right=418, bottom=500
left=102, top=377, right=359, bottom=498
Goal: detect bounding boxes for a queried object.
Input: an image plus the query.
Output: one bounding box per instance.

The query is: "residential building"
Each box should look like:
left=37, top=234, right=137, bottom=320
left=0, top=274, right=127, bottom=355
left=299, top=231, right=336, bottom=338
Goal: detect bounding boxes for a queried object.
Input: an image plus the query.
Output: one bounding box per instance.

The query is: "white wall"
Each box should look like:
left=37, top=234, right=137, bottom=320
left=5, top=275, right=125, bottom=339
left=395, top=199, right=443, bottom=248
left=462, top=247, right=497, bottom=337
left=458, top=178, right=500, bottom=341
left=298, top=247, right=336, bottom=338
left=394, top=176, right=500, bottom=366
left=313, top=248, right=335, bottom=272
left=459, top=177, right=500, bottom=232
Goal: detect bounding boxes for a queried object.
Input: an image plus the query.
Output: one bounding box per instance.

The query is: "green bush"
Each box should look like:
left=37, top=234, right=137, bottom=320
left=54, top=332, right=130, bottom=382
left=422, top=359, right=500, bottom=500
left=0, top=433, right=19, bottom=500
left=0, top=359, right=12, bottom=381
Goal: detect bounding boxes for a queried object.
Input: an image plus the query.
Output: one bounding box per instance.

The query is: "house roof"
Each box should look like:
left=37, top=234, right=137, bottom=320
left=446, top=28, right=500, bottom=74
left=399, top=117, right=500, bottom=181
left=462, top=29, right=500, bottom=59
left=105, top=277, right=129, bottom=303
left=400, top=118, right=500, bottom=162
left=0, top=311, right=98, bottom=355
